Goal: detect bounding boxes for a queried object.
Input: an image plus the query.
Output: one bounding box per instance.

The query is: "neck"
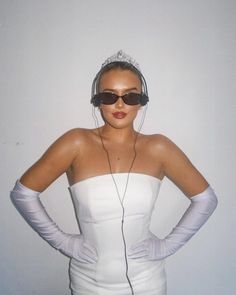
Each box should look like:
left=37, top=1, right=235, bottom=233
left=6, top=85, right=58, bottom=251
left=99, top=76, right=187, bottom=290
left=98, top=124, right=138, bottom=144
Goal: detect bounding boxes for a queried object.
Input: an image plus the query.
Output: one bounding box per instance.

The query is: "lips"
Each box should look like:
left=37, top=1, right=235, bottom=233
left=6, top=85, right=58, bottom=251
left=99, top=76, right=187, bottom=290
left=112, top=112, right=127, bottom=119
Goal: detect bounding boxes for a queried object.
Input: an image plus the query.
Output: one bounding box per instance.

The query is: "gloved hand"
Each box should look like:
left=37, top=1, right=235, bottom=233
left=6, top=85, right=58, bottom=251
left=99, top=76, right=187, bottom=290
left=10, top=180, right=97, bottom=263
left=128, top=186, right=218, bottom=261
left=67, top=234, right=98, bottom=263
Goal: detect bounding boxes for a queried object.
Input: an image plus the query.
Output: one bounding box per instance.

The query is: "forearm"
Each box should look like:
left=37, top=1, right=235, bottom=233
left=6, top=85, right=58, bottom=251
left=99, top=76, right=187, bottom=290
left=10, top=180, right=77, bottom=255
left=161, top=185, right=218, bottom=257
left=10, top=180, right=97, bottom=263
left=129, top=185, right=218, bottom=260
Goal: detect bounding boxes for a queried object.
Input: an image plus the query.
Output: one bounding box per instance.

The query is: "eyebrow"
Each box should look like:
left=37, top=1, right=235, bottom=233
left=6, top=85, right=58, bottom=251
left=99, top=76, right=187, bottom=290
left=101, top=87, right=139, bottom=92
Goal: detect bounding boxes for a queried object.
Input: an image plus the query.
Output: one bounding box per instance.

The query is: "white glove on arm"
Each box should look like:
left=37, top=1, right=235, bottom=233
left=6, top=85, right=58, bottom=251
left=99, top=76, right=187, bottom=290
left=10, top=180, right=97, bottom=263
left=128, top=186, right=218, bottom=260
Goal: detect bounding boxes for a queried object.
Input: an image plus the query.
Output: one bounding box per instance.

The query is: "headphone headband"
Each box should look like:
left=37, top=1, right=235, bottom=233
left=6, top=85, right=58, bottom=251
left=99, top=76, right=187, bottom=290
left=91, top=51, right=149, bottom=107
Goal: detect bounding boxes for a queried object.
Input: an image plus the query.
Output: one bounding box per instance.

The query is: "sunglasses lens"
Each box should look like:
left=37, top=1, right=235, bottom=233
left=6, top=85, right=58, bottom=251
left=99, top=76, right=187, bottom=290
left=123, top=93, right=142, bottom=105
left=97, top=93, right=117, bottom=104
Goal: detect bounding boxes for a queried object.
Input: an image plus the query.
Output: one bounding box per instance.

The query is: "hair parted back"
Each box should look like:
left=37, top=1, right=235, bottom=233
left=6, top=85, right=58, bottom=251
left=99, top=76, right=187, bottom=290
left=91, top=50, right=149, bottom=107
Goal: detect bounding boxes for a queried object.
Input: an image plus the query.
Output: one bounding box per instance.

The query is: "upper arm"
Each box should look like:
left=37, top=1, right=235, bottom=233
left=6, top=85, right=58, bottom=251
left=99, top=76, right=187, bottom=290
left=155, top=135, right=209, bottom=198
left=19, top=129, right=82, bottom=192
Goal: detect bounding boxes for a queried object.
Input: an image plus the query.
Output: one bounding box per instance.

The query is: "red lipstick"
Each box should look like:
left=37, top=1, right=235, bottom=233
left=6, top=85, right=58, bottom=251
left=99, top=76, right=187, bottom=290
left=112, top=112, right=127, bottom=119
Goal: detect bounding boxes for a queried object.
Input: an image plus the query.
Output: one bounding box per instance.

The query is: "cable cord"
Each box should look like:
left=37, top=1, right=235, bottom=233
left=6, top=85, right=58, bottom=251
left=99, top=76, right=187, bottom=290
left=92, top=105, right=148, bottom=295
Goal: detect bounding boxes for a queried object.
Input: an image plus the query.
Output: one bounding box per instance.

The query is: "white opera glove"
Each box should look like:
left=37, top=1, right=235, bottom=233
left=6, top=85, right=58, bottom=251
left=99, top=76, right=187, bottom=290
left=10, top=180, right=97, bottom=264
left=128, top=186, right=218, bottom=261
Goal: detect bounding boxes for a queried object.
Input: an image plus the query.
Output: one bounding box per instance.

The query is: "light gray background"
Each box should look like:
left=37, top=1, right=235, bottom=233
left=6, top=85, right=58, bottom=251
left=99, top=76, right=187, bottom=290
left=1, top=0, right=235, bottom=294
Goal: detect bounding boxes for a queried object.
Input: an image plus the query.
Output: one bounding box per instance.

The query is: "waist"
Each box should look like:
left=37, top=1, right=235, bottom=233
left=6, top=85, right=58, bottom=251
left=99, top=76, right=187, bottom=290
left=70, top=255, right=166, bottom=285
left=79, top=217, right=151, bottom=253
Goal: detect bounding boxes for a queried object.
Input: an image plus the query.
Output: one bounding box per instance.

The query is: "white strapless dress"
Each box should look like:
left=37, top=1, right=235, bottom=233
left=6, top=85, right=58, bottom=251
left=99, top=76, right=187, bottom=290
left=68, top=173, right=167, bottom=295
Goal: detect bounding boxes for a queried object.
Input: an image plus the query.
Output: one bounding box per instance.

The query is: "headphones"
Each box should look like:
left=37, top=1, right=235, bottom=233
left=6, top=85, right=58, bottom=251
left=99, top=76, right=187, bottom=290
left=90, top=62, right=149, bottom=107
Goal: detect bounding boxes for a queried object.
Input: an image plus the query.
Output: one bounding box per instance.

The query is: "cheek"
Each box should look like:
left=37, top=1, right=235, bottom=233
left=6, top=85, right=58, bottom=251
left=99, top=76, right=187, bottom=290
left=130, top=105, right=141, bottom=115
left=99, top=105, right=112, bottom=114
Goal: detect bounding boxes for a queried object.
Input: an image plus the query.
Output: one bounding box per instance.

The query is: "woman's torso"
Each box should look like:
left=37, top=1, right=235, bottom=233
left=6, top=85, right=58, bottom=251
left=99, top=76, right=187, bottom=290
left=67, top=128, right=167, bottom=293
left=69, top=173, right=164, bottom=284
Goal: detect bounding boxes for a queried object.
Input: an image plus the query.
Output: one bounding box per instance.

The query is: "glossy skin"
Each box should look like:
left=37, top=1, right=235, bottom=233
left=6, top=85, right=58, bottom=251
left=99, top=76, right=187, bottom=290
left=20, top=69, right=209, bottom=198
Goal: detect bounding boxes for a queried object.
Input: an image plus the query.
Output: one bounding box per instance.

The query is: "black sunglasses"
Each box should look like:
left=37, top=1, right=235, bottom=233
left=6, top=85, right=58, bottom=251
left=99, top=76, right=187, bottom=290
left=92, top=92, right=149, bottom=106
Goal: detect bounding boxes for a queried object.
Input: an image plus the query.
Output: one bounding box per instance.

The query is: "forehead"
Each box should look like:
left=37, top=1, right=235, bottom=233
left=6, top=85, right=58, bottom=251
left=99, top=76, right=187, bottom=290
left=99, top=69, right=142, bottom=90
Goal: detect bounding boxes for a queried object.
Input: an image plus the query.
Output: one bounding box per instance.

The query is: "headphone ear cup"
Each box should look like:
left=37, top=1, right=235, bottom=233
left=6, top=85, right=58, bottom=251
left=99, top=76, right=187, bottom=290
left=140, top=94, right=149, bottom=106
left=91, top=95, right=100, bottom=107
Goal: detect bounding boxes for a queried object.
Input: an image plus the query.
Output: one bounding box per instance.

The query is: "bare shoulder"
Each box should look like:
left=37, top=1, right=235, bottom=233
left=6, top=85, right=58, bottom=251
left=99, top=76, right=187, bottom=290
left=141, top=133, right=209, bottom=197
left=50, top=127, right=97, bottom=151
left=55, top=127, right=90, bottom=145
left=140, top=133, right=178, bottom=156
left=19, top=127, right=93, bottom=191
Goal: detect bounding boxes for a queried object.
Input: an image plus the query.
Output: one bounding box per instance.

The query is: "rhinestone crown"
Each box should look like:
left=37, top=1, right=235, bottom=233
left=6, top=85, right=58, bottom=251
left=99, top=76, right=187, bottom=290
left=101, top=50, right=141, bottom=71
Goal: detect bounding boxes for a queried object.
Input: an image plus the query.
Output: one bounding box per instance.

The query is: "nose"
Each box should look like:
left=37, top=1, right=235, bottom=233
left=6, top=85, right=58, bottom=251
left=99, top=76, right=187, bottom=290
left=115, top=96, right=125, bottom=108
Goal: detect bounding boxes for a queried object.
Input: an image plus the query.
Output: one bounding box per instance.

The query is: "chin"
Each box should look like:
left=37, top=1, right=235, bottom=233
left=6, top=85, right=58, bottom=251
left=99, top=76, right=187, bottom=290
left=104, top=113, right=138, bottom=127
left=104, top=120, right=134, bottom=129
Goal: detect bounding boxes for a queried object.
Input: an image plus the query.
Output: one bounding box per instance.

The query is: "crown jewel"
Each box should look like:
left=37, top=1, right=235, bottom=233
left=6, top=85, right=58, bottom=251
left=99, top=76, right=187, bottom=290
left=101, top=50, right=141, bottom=71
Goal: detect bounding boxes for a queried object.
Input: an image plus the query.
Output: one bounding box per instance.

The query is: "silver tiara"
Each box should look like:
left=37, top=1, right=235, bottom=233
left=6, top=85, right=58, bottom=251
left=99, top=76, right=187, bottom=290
left=101, top=50, right=141, bottom=71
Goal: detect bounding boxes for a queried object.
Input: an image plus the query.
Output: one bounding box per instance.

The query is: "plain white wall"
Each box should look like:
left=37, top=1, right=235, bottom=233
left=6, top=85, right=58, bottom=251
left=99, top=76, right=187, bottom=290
left=1, top=0, right=235, bottom=294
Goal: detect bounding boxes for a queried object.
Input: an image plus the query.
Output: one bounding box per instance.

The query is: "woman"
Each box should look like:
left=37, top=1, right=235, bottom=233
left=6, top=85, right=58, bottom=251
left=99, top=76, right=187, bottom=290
left=10, top=50, right=218, bottom=295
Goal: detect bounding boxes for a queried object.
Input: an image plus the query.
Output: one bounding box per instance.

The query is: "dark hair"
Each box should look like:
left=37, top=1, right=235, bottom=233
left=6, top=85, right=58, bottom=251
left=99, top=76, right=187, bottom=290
left=91, top=61, right=149, bottom=102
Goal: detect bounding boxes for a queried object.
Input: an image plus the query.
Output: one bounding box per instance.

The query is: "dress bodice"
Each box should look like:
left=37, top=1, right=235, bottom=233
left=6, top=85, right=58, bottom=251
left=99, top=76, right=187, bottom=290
left=68, top=173, right=166, bottom=294
left=69, top=173, right=161, bottom=228
left=69, top=172, right=161, bottom=258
